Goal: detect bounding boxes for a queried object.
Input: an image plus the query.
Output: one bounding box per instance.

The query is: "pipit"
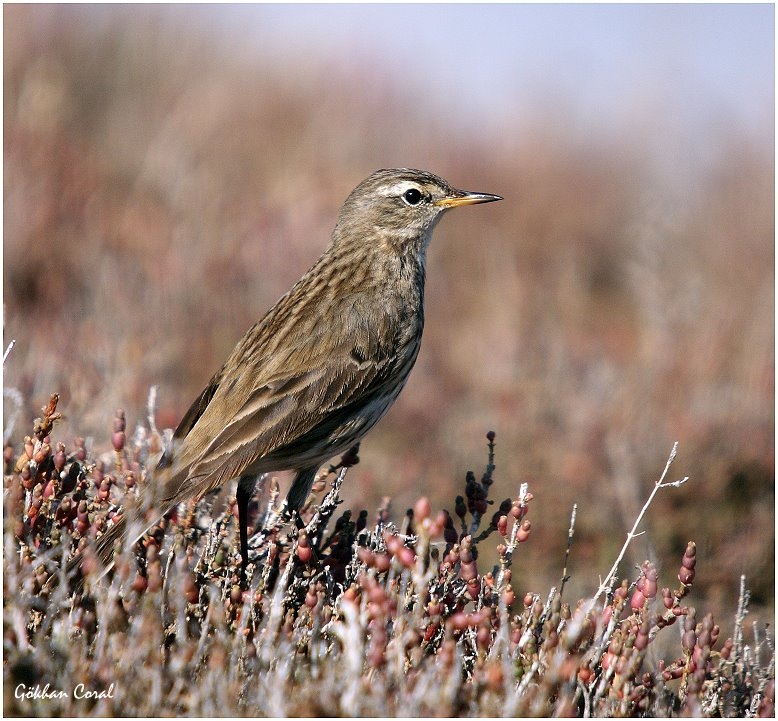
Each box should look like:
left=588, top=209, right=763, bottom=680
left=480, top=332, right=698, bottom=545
left=71, top=168, right=501, bottom=586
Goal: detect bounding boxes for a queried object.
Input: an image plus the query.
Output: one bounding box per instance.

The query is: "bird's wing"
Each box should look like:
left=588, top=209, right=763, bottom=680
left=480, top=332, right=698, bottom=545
left=157, top=367, right=225, bottom=470
left=162, top=295, right=409, bottom=501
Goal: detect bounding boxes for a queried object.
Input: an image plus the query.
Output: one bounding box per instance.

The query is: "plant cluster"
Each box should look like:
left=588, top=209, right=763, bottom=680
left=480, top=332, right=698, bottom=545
left=3, top=396, right=774, bottom=716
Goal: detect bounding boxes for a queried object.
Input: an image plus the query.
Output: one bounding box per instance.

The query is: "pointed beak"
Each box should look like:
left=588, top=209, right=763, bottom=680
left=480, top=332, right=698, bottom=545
left=434, top=189, right=503, bottom=209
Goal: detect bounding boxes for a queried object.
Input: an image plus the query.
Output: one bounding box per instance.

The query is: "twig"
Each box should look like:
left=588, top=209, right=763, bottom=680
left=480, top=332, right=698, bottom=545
left=560, top=503, right=577, bottom=597
left=3, top=339, right=15, bottom=364
left=588, top=443, right=688, bottom=609
left=146, top=385, right=160, bottom=438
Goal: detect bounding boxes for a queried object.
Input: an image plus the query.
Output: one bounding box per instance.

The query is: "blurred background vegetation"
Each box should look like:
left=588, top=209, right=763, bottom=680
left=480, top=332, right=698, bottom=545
left=3, top=5, right=773, bottom=627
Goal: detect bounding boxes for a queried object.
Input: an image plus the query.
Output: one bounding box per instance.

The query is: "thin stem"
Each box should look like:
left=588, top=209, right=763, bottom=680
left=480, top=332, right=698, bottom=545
left=588, top=442, right=688, bottom=609
left=560, top=503, right=577, bottom=597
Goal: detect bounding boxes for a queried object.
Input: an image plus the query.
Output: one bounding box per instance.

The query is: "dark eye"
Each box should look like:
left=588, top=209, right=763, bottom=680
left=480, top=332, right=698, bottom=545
left=402, top=188, right=423, bottom=206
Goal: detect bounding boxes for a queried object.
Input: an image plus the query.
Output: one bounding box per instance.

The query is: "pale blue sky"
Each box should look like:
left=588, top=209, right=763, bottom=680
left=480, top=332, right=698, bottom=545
left=202, top=3, right=773, bottom=141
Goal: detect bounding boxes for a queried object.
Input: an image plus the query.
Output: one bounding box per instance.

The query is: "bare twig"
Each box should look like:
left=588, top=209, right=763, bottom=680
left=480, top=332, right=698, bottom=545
left=588, top=443, right=688, bottom=609
left=3, top=339, right=16, bottom=364
left=560, top=503, right=577, bottom=597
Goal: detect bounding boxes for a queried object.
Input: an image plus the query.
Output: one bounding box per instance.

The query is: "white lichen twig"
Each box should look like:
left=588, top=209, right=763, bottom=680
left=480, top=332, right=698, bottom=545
left=588, top=442, right=688, bottom=610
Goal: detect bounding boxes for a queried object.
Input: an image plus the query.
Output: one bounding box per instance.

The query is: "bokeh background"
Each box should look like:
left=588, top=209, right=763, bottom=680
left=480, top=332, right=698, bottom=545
left=4, top=5, right=774, bottom=626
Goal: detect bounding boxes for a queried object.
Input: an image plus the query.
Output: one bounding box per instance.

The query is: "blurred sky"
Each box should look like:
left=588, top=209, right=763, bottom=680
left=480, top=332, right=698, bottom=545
left=198, top=3, right=774, bottom=142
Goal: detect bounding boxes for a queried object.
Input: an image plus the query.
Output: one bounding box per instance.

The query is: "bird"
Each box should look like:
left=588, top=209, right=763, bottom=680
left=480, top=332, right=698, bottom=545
left=70, top=168, right=502, bottom=588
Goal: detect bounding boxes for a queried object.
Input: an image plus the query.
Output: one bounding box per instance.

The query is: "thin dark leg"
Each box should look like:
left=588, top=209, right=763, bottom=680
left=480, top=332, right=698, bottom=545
left=286, top=466, right=318, bottom=523
left=237, top=475, right=257, bottom=587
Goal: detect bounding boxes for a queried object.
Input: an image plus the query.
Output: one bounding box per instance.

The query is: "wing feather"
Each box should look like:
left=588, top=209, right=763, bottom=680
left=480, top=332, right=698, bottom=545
left=160, top=291, right=414, bottom=502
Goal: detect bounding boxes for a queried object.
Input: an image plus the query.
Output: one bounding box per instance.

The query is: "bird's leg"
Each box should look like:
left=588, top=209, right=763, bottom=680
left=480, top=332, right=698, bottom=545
left=286, top=466, right=319, bottom=513
left=236, top=474, right=258, bottom=587
left=286, top=466, right=319, bottom=527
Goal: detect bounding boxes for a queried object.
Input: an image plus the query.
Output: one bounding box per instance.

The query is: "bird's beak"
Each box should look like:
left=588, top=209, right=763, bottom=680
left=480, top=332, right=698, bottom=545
left=434, top=190, right=503, bottom=208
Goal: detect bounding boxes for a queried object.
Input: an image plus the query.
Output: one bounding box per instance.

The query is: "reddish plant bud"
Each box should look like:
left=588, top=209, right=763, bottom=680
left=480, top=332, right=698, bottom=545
left=662, top=587, right=673, bottom=610
left=679, top=542, right=696, bottom=586
left=601, top=652, right=613, bottom=671
left=397, top=545, right=415, bottom=568
left=524, top=592, right=534, bottom=608
left=635, top=619, right=650, bottom=651
left=444, top=546, right=460, bottom=567
left=643, top=564, right=658, bottom=600
left=433, top=509, right=448, bottom=532
left=614, top=579, right=629, bottom=603
left=578, top=667, right=594, bottom=684
left=131, top=573, right=148, bottom=593
left=422, top=621, right=438, bottom=644
left=20, top=463, right=34, bottom=490
left=297, top=544, right=312, bottom=564
left=112, top=431, right=126, bottom=452
left=497, top=515, right=508, bottom=537
left=33, top=443, right=50, bottom=465
left=53, top=442, right=67, bottom=472
left=697, top=614, right=714, bottom=650
left=681, top=541, right=696, bottom=569
left=146, top=560, right=162, bottom=592
left=466, top=577, right=480, bottom=601
left=503, top=585, right=515, bottom=608
left=630, top=589, right=647, bottom=611
left=305, top=585, right=318, bottom=609
left=373, top=553, right=391, bottom=573
left=42, top=478, right=57, bottom=499
left=517, top=519, right=531, bottom=542
left=448, top=612, right=470, bottom=632
left=183, top=573, right=198, bottom=604
left=682, top=628, right=697, bottom=653
left=710, top=624, right=720, bottom=648
left=384, top=533, right=401, bottom=555
left=24, top=436, right=35, bottom=460
left=74, top=437, right=87, bottom=462
left=414, top=496, right=431, bottom=522
left=297, top=532, right=312, bottom=564
left=113, top=409, right=126, bottom=433
left=476, top=623, right=491, bottom=650
left=459, top=558, right=478, bottom=582
left=98, top=479, right=111, bottom=502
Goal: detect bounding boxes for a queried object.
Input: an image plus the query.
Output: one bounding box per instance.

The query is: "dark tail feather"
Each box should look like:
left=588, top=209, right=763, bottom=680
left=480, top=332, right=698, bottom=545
left=66, top=513, right=127, bottom=592
left=66, top=463, right=184, bottom=593
left=67, top=505, right=162, bottom=593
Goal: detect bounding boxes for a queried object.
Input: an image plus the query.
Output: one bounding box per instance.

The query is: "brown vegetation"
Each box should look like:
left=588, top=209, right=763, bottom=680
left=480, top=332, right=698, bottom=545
left=3, top=6, right=774, bottom=716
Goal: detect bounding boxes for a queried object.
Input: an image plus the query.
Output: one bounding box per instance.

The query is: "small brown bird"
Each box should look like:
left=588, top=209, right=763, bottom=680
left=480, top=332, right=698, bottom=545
left=74, top=168, right=501, bottom=585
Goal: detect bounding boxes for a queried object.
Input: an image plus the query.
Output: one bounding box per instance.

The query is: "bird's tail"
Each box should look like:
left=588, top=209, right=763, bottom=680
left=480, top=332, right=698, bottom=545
left=66, top=505, right=149, bottom=593
left=67, top=474, right=177, bottom=593
left=65, top=460, right=194, bottom=593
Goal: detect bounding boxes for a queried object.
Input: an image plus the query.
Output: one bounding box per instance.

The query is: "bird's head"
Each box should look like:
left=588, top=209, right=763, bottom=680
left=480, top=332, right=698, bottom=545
left=332, top=168, right=502, bottom=256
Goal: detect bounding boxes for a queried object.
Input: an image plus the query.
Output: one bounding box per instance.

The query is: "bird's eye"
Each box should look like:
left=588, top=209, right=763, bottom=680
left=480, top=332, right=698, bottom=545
left=402, top=188, right=423, bottom=206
